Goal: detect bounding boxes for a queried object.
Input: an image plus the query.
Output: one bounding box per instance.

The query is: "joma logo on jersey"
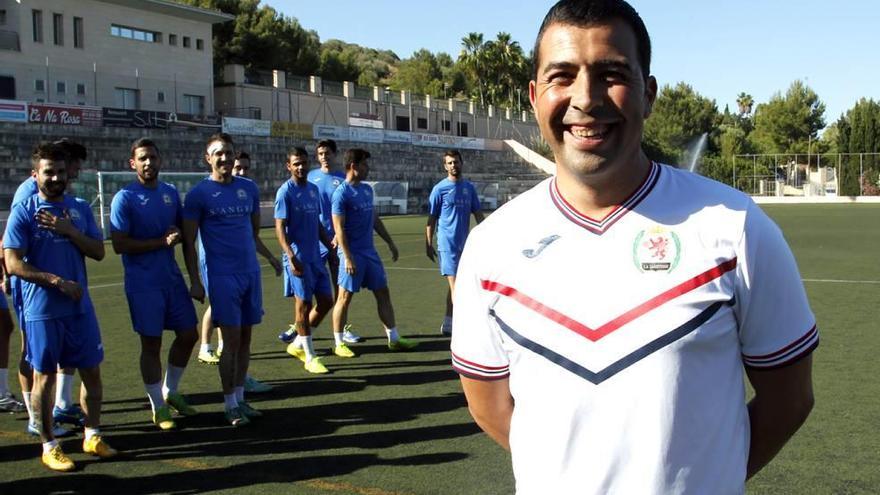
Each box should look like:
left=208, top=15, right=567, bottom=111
left=632, top=226, right=681, bottom=273
left=522, top=234, right=560, bottom=258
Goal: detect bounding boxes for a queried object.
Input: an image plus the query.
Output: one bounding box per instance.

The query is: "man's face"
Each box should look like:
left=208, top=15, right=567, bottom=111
left=232, top=158, right=250, bottom=177
left=444, top=155, right=463, bottom=178
left=350, top=159, right=369, bottom=181
left=287, top=154, right=308, bottom=182
left=317, top=146, right=335, bottom=170
left=33, top=159, right=67, bottom=199
left=130, top=146, right=160, bottom=184
left=66, top=159, right=81, bottom=181
left=529, top=20, right=656, bottom=180
left=205, top=140, right=234, bottom=180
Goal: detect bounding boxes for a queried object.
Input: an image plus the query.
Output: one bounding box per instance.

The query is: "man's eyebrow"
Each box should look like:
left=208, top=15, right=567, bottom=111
left=540, top=59, right=633, bottom=74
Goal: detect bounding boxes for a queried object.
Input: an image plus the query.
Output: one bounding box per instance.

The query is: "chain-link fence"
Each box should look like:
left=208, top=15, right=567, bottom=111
left=732, top=153, right=880, bottom=196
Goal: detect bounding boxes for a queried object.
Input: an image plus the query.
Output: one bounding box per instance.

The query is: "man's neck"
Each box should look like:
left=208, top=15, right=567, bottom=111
left=555, top=154, right=652, bottom=218
left=211, top=172, right=232, bottom=184
left=38, top=191, right=63, bottom=203
left=138, top=177, right=158, bottom=189
left=292, top=176, right=307, bottom=186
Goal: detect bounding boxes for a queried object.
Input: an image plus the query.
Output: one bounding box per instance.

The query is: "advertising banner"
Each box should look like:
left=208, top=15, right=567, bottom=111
left=0, top=99, right=28, bottom=123
left=349, top=127, right=384, bottom=143
left=29, top=103, right=102, bottom=126
left=222, top=116, right=270, bottom=136
left=313, top=124, right=350, bottom=141
left=271, top=121, right=313, bottom=139
left=383, top=130, right=412, bottom=144
left=349, top=113, right=384, bottom=129
left=103, top=108, right=169, bottom=128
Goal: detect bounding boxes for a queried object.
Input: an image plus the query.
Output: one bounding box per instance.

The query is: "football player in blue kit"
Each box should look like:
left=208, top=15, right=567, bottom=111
left=110, top=138, right=200, bottom=431
left=4, top=142, right=117, bottom=471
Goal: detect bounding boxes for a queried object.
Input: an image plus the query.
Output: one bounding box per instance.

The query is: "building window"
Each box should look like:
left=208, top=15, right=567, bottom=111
left=32, top=10, right=43, bottom=43
left=114, top=87, right=139, bottom=109
left=0, top=10, right=7, bottom=26
left=442, top=119, right=451, bottom=132
left=73, top=17, right=84, bottom=48
left=196, top=38, right=204, bottom=50
left=417, top=117, right=428, bottom=129
left=56, top=81, right=66, bottom=94
left=111, top=24, right=160, bottom=43
left=169, top=34, right=177, bottom=46
left=157, top=91, right=165, bottom=103
left=53, top=13, right=63, bottom=46
left=183, top=36, right=190, bottom=48
left=183, top=94, right=204, bottom=115
left=0, top=75, right=15, bottom=99
left=34, top=79, right=45, bottom=92
left=457, top=122, right=469, bottom=137
left=76, top=83, right=86, bottom=96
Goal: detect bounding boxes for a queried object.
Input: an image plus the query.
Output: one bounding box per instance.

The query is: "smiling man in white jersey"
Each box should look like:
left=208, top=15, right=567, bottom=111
left=451, top=1, right=817, bottom=493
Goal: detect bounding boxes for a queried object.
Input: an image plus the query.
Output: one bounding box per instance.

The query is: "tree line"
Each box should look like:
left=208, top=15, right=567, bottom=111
left=179, top=0, right=878, bottom=195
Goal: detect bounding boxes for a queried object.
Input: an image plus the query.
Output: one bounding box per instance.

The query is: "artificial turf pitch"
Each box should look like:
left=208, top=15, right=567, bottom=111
left=0, top=205, right=878, bottom=494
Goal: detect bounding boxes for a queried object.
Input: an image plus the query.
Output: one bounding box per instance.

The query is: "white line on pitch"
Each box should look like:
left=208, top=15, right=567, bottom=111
left=802, top=278, right=880, bottom=285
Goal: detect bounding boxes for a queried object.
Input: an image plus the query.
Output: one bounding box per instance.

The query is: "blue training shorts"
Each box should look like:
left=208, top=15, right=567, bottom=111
left=26, top=310, right=103, bottom=373
left=337, top=248, right=388, bottom=293
left=126, top=281, right=198, bottom=337
left=438, top=250, right=463, bottom=277
left=207, top=271, right=263, bottom=327
left=283, top=255, right=332, bottom=301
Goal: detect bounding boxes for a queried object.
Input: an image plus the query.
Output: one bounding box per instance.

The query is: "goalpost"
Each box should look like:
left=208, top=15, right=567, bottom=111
left=74, top=171, right=207, bottom=238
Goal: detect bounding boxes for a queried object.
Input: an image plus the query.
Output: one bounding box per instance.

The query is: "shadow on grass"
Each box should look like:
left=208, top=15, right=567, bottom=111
left=0, top=451, right=470, bottom=494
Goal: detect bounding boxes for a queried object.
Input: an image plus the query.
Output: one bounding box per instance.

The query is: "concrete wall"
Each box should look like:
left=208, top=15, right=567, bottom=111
left=0, top=0, right=226, bottom=113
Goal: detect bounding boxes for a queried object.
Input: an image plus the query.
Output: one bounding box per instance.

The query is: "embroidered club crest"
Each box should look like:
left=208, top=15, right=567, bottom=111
left=237, top=189, right=247, bottom=201
left=163, top=193, right=173, bottom=205
left=632, top=226, right=681, bottom=273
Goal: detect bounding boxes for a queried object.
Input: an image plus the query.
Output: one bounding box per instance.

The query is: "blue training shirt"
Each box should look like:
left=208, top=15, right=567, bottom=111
left=274, top=179, right=322, bottom=263
left=183, top=176, right=260, bottom=276
left=307, top=168, right=345, bottom=235
left=331, top=181, right=375, bottom=253
left=4, top=194, right=101, bottom=321
left=11, top=177, right=38, bottom=208
left=428, top=178, right=481, bottom=253
left=110, top=181, right=186, bottom=292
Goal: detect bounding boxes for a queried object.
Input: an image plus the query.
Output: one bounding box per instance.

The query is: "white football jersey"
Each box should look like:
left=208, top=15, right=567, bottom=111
left=451, top=163, right=817, bottom=495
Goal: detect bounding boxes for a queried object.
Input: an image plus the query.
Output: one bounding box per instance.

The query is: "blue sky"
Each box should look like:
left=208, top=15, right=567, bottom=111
left=271, top=1, right=878, bottom=129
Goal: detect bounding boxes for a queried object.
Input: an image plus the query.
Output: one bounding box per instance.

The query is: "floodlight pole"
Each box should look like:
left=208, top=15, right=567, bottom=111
left=96, top=171, right=106, bottom=238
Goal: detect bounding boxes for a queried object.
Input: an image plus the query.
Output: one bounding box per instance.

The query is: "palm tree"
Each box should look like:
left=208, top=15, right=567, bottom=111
left=459, top=32, right=486, bottom=107
left=736, top=92, right=754, bottom=116
left=492, top=32, right=527, bottom=111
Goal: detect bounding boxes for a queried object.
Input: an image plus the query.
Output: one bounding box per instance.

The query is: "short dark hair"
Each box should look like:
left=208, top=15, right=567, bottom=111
left=206, top=132, right=234, bottom=151
left=316, top=139, right=337, bottom=154
left=53, top=138, right=87, bottom=162
left=533, top=0, right=651, bottom=80
left=130, top=137, right=159, bottom=158
left=235, top=150, right=250, bottom=161
left=31, top=141, right=66, bottom=169
left=288, top=147, right=308, bottom=161
left=343, top=148, right=371, bottom=169
left=443, top=149, right=462, bottom=161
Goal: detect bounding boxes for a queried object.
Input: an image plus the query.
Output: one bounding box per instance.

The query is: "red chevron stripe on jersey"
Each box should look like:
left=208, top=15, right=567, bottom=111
left=481, top=257, right=738, bottom=342
left=549, top=162, right=660, bottom=234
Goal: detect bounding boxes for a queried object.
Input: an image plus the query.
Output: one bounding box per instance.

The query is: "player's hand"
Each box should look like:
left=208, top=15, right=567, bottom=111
left=290, top=258, right=304, bottom=277
left=389, top=243, right=399, bottom=262
left=164, top=226, right=182, bottom=247
left=36, top=209, right=76, bottom=236
left=0, top=275, right=8, bottom=295
left=330, top=236, right=338, bottom=249
left=269, top=256, right=282, bottom=276
left=189, top=281, right=205, bottom=303
left=55, top=279, right=83, bottom=301
left=344, top=256, right=357, bottom=275
left=425, top=243, right=436, bottom=263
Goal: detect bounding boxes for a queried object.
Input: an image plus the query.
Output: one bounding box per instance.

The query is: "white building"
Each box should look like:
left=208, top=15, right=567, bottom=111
left=0, top=0, right=232, bottom=114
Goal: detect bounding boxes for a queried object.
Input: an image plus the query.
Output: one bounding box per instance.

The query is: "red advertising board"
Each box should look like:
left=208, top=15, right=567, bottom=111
left=28, top=103, right=102, bottom=126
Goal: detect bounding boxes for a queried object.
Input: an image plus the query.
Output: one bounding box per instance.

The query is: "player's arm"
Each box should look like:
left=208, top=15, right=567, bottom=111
left=332, top=213, right=356, bottom=274
left=373, top=212, right=398, bottom=262
left=3, top=247, right=82, bottom=301
left=36, top=209, right=104, bottom=261
left=252, top=212, right=281, bottom=275
left=425, top=215, right=438, bottom=262
left=274, top=217, right=303, bottom=276
left=110, top=230, right=179, bottom=255
left=181, top=218, right=204, bottom=303
left=0, top=238, right=8, bottom=295
left=460, top=376, right=514, bottom=451
left=745, top=355, right=814, bottom=479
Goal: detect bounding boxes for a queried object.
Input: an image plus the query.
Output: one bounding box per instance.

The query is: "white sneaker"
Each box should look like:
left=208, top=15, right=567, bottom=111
left=0, top=392, right=26, bottom=413
left=27, top=422, right=73, bottom=438
left=341, top=324, right=365, bottom=343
